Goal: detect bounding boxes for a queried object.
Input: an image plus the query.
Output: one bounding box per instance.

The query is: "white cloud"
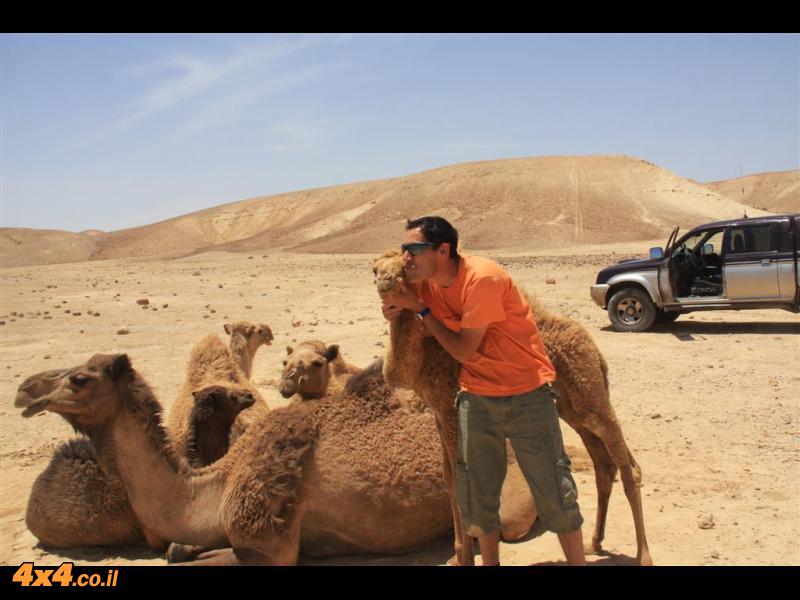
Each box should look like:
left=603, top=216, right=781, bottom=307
left=81, top=36, right=323, bottom=146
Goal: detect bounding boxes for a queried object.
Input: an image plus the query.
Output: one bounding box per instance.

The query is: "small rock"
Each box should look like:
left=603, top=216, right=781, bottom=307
left=117, top=329, right=130, bottom=335
left=545, top=278, right=556, bottom=285
left=650, top=413, right=662, bottom=419
left=245, top=306, right=252, bottom=310
left=0, top=321, right=4, bottom=326
left=44, top=355, right=51, bottom=360
left=710, top=552, right=719, bottom=559
left=219, top=284, right=224, bottom=289
left=698, top=514, right=715, bottom=529
left=162, top=304, right=168, bottom=309
left=72, top=312, right=82, bottom=316
left=136, top=299, right=150, bottom=306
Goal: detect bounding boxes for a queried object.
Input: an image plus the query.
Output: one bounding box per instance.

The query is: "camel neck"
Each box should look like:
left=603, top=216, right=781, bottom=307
left=110, top=376, right=228, bottom=547
left=229, top=336, right=253, bottom=379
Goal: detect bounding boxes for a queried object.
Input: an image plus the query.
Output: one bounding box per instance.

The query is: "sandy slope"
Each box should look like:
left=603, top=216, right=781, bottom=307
left=705, top=170, right=800, bottom=214
left=1, top=242, right=797, bottom=566
left=0, top=156, right=770, bottom=268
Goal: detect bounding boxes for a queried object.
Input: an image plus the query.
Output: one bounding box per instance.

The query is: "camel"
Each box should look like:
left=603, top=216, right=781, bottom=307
left=185, top=386, right=256, bottom=467
left=167, top=324, right=273, bottom=455
left=373, top=250, right=653, bottom=566
left=16, top=353, right=459, bottom=565
left=22, top=322, right=271, bottom=551
left=278, top=341, right=362, bottom=400
left=279, top=339, right=539, bottom=542
left=224, top=322, right=274, bottom=379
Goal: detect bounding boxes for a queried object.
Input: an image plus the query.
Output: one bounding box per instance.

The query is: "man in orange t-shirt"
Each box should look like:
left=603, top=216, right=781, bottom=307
left=381, top=216, right=585, bottom=566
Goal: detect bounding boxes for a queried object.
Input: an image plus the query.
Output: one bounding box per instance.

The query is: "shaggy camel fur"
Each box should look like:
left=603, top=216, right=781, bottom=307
left=167, top=327, right=271, bottom=457
left=373, top=251, right=653, bottom=566
left=16, top=354, right=459, bottom=565
left=278, top=341, right=362, bottom=400
left=281, top=339, right=538, bottom=543
left=23, top=323, right=270, bottom=551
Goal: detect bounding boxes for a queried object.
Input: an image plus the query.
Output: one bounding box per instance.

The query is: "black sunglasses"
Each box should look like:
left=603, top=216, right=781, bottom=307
left=401, top=242, right=438, bottom=256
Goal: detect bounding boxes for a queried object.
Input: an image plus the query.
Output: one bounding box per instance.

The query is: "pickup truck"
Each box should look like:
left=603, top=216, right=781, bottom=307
left=590, top=213, right=800, bottom=332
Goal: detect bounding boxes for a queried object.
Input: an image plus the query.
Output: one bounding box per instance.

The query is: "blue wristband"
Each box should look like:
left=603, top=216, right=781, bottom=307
left=416, top=307, right=431, bottom=319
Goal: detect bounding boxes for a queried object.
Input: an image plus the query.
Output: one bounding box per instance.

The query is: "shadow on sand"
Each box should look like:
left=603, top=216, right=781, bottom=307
left=602, top=320, right=800, bottom=337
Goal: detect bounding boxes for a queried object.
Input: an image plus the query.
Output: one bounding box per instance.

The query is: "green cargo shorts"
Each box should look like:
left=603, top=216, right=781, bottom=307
left=455, top=384, right=584, bottom=538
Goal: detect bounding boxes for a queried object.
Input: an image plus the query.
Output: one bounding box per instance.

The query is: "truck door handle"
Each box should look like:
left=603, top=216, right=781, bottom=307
left=761, top=259, right=771, bottom=266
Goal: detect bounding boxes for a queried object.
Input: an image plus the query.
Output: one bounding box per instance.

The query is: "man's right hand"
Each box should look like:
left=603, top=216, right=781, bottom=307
left=381, top=301, right=404, bottom=321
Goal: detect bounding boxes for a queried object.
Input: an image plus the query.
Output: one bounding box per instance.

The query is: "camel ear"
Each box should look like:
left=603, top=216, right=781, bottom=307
left=286, top=345, right=294, bottom=356
left=246, top=325, right=255, bottom=336
left=261, top=325, right=274, bottom=343
left=110, top=354, right=132, bottom=381
left=324, top=344, right=339, bottom=362
left=223, top=323, right=232, bottom=335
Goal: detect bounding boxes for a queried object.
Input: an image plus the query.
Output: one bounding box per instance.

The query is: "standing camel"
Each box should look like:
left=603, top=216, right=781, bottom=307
left=373, top=250, right=652, bottom=566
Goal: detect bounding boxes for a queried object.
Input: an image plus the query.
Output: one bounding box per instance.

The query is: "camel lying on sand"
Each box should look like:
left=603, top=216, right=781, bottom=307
left=278, top=341, right=362, bottom=400
left=22, top=323, right=271, bottom=551
left=167, top=323, right=273, bottom=454
left=16, top=353, right=457, bottom=564
left=279, top=340, right=539, bottom=543
left=185, top=386, right=255, bottom=468
left=373, top=250, right=652, bottom=566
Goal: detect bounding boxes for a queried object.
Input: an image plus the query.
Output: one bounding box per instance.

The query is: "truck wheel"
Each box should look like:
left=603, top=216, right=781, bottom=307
left=607, top=287, right=657, bottom=332
left=655, top=310, right=680, bottom=324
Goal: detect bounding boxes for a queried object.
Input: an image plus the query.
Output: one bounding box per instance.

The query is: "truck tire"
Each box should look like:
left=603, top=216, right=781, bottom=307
left=607, top=287, right=657, bottom=332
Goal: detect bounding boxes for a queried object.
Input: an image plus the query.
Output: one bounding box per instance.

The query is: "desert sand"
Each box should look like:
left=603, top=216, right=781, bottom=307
left=1, top=241, right=798, bottom=566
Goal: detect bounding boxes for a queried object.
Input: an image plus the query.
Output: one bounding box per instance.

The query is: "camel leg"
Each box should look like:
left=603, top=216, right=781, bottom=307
left=437, top=428, right=474, bottom=566
left=170, top=547, right=274, bottom=566
left=166, top=543, right=221, bottom=563
left=572, top=426, right=617, bottom=555
left=587, top=419, right=653, bottom=566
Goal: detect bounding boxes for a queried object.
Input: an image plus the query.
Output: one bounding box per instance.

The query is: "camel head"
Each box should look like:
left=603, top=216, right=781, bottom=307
left=191, top=385, right=255, bottom=421
left=15, top=354, right=133, bottom=429
left=372, top=249, right=404, bottom=294
left=223, top=322, right=274, bottom=350
left=279, top=341, right=339, bottom=399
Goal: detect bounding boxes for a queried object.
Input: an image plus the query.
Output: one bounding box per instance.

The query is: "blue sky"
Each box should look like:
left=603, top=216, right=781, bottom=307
left=1, top=33, right=798, bottom=232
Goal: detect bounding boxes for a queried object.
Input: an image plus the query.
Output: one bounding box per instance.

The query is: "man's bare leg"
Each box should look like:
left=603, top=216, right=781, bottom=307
left=477, top=530, right=500, bottom=566
left=557, top=527, right=587, bottom=565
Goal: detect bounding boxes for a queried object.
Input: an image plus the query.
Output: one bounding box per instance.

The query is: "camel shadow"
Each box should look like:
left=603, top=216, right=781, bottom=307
left=299, top=536, right=457, bottom=566
left=35, top=543, right=163, bottom=563
left=602, top=320, right=800, bottom=337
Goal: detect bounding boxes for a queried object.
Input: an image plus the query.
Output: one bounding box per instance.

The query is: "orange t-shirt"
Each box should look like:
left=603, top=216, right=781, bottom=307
left=417, top=255, right=556, bottom=396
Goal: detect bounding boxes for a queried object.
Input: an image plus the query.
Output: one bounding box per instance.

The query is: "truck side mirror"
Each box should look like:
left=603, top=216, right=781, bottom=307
left=701, top=243, right=714, bottom=256
left=649, top=247, right=664, bottom=260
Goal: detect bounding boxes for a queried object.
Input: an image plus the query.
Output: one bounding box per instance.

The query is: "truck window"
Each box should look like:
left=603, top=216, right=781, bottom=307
left=726, top=224, right=777, bottom=254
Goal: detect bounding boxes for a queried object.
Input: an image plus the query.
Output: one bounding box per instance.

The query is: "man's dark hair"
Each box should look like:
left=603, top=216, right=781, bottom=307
left=405, top=216, right=460, bottom=260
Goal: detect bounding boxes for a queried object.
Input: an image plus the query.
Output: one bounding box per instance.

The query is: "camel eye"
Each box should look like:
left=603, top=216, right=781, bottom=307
left=282, top=360, right=288, bottom=366
left=311, top=359, right=324, bottom=367
left=70, top=374, right=90, bottom=387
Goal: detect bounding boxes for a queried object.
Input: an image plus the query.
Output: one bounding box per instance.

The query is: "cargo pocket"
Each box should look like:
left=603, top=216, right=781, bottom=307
left=554, top=456, right=579, bottom=509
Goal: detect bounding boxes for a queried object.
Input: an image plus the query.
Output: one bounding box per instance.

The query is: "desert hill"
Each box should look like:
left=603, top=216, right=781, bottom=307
left=704, top=169, right=799, bottom=214
left=0, top=155, right=771, bottom=267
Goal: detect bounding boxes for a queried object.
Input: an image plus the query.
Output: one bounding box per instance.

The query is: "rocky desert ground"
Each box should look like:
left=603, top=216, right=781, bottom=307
left=1, top=240, right=798, bottom=566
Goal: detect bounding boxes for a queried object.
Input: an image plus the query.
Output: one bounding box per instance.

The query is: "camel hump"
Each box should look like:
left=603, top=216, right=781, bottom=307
left=223, top=404, right=318, bottom=539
